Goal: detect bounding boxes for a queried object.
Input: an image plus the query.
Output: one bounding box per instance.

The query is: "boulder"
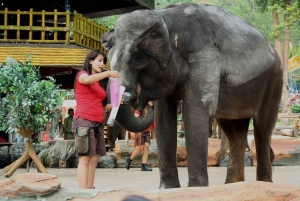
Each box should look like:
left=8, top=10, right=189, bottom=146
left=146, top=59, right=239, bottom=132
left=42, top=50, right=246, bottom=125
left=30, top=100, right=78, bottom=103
left=0, top=146, right=10, bottom=168
left=115, top=139, right=158, bottom=168
left=115, top=139, right=221, bottom=167
left=37, top=140, right=76, bottom=168
left=66, top=181, right=300, bottom=201
left=9, top=143, right=48, bottom=168
left=177, top=138, right=221, bottom=166
left=219, top=152, right=253, bottom=167
left=251, top=138, right=300, bottom=166
left=98, top=155, right=117, bottom=168
left=0, top=173, right=60, bottom=198
left=279, top=129, right=295, bottom=137
left=9, top=143, right=26, bottom=166
left=177, top=145, right=187, bottom=167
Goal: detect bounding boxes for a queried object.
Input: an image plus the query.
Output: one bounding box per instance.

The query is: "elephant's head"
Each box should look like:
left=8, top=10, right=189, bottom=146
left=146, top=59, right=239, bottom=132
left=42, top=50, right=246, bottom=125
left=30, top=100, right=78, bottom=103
left=101, top=11, right=179, bottom=132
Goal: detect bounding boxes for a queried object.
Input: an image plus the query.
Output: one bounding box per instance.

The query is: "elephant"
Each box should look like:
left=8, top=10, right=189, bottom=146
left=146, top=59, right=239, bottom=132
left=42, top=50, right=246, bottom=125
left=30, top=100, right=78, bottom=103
left=108, top=122, right=126, bottom=151
left=101, top=3, right=283, bottom=188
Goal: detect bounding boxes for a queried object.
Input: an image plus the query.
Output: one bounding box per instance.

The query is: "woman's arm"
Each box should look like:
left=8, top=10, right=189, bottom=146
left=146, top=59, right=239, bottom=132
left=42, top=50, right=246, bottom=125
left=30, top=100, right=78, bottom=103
left=79, top=71, right=119, bottom=84
left=104, top=103, right=112, bottom=111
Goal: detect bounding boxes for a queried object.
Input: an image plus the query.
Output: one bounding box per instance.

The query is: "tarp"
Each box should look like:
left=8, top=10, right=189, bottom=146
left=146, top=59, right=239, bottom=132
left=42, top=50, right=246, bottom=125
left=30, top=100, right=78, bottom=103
left=288, top=55, right=300, bottom=72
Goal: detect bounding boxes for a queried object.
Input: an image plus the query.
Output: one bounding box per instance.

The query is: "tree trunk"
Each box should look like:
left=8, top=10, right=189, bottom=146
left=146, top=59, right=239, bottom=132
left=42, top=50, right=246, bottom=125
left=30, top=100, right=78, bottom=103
left=2, top=127, right=47, bottom=178
left=282, top=0, right=292, bottom=114
left=272, top=7, right=291, bottom=114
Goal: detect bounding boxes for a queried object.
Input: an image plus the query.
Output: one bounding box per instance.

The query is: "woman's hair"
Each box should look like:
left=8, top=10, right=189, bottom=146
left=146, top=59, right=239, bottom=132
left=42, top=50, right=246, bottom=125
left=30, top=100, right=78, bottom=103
left=82, top=49, right=107, bottom=75
left=74, top=49, right=109, bottom=106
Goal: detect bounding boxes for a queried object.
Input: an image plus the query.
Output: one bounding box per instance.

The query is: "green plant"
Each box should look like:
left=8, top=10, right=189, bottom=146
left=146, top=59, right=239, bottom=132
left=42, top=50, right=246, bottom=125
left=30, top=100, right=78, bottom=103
left=291, top=104, right=300, bottom=113
left=0, top=56, right=63, bottom=177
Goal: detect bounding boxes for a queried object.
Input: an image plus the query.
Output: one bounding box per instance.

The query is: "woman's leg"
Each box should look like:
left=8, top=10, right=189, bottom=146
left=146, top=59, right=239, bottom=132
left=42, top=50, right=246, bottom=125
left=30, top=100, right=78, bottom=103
left=130, top=145, right=144, bottom=160
left=142, top=142, right=150, bottom=164
left=87, top=155, right=101, bottom=189
left=141, top=142, right=152, bottom=171
left=77, top=155, right=92, bottom=188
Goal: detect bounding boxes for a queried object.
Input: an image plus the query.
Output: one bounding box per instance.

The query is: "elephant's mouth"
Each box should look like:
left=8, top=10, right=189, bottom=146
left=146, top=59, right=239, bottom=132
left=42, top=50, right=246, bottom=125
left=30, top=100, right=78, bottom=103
left=130, top=83, right=147, bottom=113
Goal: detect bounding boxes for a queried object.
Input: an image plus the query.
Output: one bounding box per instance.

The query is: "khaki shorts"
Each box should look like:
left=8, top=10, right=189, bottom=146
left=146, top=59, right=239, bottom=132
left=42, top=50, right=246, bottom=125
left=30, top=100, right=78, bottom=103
left=137, top=131, right=151, bottom=145
left=73, top=117, right=106, bottom=156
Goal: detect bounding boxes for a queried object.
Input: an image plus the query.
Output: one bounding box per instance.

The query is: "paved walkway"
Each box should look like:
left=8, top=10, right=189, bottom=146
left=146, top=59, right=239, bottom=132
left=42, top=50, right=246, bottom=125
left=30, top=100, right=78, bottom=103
left=2, top=166, right=299, bottom=192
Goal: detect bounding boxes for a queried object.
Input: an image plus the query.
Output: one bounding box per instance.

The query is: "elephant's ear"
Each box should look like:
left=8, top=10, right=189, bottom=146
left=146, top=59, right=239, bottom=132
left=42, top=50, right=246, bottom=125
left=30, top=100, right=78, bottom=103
left=136, top=17, right=171, bottom=70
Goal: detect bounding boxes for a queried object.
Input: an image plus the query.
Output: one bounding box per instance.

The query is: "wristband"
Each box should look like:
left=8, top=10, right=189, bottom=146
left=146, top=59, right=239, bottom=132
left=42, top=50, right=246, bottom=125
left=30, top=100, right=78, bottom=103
left=134, top=110, right=141, bottom=115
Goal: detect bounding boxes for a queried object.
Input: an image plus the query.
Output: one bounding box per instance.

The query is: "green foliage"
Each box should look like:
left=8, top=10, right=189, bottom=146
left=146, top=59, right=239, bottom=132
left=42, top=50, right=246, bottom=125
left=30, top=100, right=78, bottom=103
left=0, top=56, right=63, bottom=135
left=291, top=104, right=300, bottom=113
left=92, top=15, right=120, bottom=30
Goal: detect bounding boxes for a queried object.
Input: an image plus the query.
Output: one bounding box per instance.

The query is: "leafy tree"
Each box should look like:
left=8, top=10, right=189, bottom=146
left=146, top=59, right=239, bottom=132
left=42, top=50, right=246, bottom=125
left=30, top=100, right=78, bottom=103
left=255, top=0, right=300, bottom=113
left=92, top=15, right=119, bottom=29
left=0, top=56, right=63, bottom=177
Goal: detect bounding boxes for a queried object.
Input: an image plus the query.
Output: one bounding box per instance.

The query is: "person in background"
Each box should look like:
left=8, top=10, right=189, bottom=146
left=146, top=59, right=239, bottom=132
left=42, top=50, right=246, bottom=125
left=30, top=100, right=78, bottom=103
left=63, top=108, right=74, bottom=140
left=74, top=49, right=119, bottom=189
left=125, top=102, right=154, bottom=171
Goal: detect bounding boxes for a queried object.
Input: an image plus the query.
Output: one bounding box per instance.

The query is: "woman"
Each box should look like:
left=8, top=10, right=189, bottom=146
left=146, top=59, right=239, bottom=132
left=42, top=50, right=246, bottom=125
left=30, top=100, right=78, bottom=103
left=125, top=101, right=154, bottom=171
left=74, top=49, right=119, bottom=189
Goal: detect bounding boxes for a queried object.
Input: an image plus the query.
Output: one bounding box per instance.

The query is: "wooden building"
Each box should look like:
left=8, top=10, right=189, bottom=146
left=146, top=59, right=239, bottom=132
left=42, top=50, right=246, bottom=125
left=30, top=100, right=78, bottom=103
left=0, top=0, right=154, bottom=88
left=0, top=0, right=154, bottom=145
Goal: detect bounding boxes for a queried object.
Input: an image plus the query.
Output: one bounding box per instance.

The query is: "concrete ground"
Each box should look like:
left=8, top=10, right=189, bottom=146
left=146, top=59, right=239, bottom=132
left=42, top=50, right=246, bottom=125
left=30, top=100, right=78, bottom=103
left=2, top=166, right=299, bottom=192
left=0, top=134, right=299, bottom=192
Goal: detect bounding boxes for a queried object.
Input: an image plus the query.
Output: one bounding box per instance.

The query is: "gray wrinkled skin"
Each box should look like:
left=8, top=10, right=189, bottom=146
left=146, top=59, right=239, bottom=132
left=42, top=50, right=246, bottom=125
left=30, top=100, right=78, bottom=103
left=101, top=3, right=283, bottom=189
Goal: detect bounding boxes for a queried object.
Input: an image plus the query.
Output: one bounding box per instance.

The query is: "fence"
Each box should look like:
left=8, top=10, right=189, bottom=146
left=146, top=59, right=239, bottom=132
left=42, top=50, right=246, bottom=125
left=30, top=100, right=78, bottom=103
left=0, top=8, right=109, bottom=51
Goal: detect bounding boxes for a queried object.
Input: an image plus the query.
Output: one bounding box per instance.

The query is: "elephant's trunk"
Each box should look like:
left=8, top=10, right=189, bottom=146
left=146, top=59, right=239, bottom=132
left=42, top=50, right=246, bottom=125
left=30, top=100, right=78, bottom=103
left=116, top=103, right=154, bottom=132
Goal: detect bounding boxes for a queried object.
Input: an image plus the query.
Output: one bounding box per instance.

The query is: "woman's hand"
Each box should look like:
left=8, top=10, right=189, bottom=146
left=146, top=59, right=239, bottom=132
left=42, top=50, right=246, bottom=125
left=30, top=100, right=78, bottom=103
left=109, top=71, right=119, bottom=78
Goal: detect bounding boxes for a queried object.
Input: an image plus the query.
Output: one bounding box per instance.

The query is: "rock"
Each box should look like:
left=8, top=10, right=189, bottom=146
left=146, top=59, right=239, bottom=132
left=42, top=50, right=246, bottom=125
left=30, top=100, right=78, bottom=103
left=177, top=145, right=187, bottom=167
left=207, top=139, right=221, bottom=166
left=37, top=140, right=76, bottom=168
left=177, top=138, right=221, bottom=166
left=0, top=146, right=10, bottom=168
left=115, top=139, right=221, bottom=167
left=219, top=152, right=253, bottom=167
left=251, top=138, right=300, bottom=166
left=115, top=139, right=158, bottom=168
left=0, top=173, right=60, bottom=198
left=9, top=143, right=49, bottom=169
left=177, top=145, right=187, bottom=161
left=279, top=129, right=295, bottom=137
left=98, top=155, right=117, bottom=168
left=65, top=181, right=300, bottom=200
left=9, top=143, right=26, bottom=167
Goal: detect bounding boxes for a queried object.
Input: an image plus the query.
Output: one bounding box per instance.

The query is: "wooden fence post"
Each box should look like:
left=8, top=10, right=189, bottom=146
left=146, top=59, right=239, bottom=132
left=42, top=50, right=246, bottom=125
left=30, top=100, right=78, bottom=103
left=29, top=8, right=33, bottom=40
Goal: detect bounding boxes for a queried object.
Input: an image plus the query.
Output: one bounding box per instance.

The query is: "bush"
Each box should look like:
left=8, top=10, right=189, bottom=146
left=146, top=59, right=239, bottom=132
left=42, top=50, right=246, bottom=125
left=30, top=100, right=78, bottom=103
left=291, top=104, right=300, bottom=113
left=0, top=56, right=63, bottom=135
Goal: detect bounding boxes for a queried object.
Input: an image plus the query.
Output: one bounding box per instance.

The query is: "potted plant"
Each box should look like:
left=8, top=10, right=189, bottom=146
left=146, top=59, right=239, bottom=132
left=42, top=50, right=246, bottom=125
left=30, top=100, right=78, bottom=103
left=0, top=56, right=63, bottom=177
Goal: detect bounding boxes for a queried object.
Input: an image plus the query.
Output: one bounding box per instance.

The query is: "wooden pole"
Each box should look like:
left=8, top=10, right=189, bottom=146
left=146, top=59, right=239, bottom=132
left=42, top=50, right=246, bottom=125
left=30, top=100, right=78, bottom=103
left=83, top=17, right=87, bottom=47
left=41, top=10, right=45, bottom=41
left=65, top=11, right=70, bottom=44
left=73, top=10, right=77, bottom=44
left=29, top=8, right=33, bottom=40
left=4, top=8, right=7, bottom=40
left=54, top=9, right=58, bottom=41
left=294, top=119, right=299, bottom=138
left=17, top=9, right=20, bottom=40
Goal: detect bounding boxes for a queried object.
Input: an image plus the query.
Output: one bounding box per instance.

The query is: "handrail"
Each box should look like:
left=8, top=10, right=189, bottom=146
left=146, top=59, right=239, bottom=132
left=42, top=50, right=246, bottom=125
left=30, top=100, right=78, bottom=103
left=0, top=8, right=109, bottom=51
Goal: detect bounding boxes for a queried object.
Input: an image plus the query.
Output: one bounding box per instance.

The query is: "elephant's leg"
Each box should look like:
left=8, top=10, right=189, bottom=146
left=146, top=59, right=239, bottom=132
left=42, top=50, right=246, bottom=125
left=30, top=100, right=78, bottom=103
left=182, top=103, right=212, bottom=187
left=217, top=118, right=250, bottom=183
left=253, top=109, right=278, bottom=182
left=155, top=98, right=180, bottom=189
left=109, top=124, right=121, bottom=150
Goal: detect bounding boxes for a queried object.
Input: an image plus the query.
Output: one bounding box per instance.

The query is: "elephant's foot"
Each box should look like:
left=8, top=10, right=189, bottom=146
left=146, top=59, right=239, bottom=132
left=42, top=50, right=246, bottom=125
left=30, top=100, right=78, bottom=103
left=225, top=168, right=245, bottom=184
left=159, top=180, right=181, bottom=189
left=188, top=176, right=209, bottom=187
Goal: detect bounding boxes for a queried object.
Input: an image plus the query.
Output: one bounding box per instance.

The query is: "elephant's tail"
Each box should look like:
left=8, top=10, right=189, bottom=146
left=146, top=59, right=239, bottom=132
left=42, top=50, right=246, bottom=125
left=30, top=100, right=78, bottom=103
left=270, top=147, right=275, bottom=171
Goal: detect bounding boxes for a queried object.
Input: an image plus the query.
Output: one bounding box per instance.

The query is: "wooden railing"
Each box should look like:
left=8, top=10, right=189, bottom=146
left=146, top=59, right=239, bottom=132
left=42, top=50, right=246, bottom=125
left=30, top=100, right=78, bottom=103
left=0, top=8, right=109, bottom=51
